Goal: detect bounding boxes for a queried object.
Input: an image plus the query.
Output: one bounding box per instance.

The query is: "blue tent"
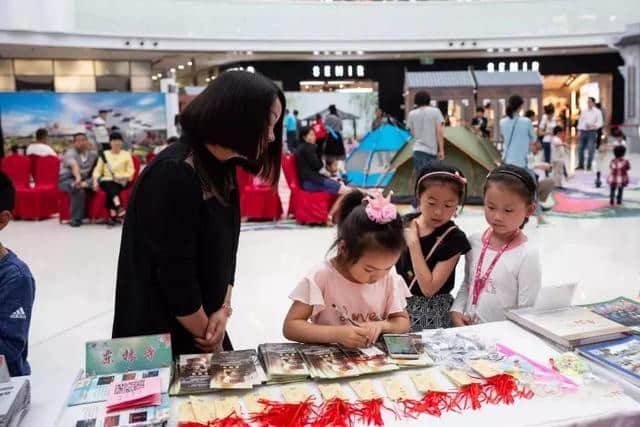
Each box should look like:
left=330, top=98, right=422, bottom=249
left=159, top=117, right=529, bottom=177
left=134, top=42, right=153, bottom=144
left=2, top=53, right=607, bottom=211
left=345, top=124, right=411, bottom=187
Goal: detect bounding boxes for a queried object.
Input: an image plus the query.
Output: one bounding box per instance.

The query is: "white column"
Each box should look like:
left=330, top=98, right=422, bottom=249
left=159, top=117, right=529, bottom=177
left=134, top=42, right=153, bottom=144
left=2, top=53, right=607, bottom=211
left=160, top=77, right=179, bottom=138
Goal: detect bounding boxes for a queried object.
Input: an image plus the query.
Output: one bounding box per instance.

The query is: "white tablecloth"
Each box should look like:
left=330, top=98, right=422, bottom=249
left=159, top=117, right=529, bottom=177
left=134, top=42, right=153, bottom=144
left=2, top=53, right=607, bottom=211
left=167, top=321, right=640, bottom=427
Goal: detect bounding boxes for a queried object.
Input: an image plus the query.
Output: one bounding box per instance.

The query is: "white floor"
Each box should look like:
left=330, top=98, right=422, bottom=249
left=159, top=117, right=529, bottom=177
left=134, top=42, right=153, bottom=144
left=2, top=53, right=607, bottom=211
left=6, top=196, right=640, bottom=425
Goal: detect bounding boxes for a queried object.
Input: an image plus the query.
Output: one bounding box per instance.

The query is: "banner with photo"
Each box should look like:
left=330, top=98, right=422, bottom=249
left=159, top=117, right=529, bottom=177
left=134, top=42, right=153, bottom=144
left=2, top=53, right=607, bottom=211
left=0, top=92, right=167, bottom=152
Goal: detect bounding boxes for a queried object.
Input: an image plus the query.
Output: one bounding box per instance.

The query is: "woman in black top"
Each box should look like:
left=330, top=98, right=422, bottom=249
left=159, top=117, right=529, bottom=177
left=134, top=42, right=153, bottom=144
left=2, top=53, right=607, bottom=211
left=112, top=71, right=285, bottom=356
left=295, top=126, right=352, bottom=221
left=395, top=162, right=470, bottom=331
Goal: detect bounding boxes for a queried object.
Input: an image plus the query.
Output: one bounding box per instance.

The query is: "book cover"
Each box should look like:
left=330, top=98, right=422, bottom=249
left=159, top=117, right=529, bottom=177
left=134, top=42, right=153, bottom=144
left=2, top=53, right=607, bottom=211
left=259, top=343, right=309, bottom=378
left=507, top=306, right=630, bottom=344
left=299, top=345, right=360, bottom=379
left=582, top=296, right=640, bottom=331
left=340, top=348, right=398, bottom=375
left=208, top=350, right=260, bottom=389
left=85, top=334, right=172, bottom=376
left=578, top=335, right=640, bottom=384
left=178, top=354, right=212, bottom=393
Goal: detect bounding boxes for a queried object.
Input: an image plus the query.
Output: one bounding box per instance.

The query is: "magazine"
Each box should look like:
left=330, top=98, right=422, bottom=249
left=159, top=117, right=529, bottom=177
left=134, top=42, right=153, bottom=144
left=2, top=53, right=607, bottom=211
left=258, top=343, right=309, bottom=383
left=577, top=335, right=640, bottom=387
left=176, top=354, right=212, bottom=394
left=68, top=368, right=171, bottom=406
left=209, top=350, right=265, bottom=389
left=299, top=345, right=360, bottom=379
left=582, top=296, right=640, bottom=333
left=0, top=377, right=30, bottom=427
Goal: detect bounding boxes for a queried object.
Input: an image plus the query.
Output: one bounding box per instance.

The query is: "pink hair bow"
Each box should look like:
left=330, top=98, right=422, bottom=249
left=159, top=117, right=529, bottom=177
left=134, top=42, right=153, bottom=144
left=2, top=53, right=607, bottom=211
left=365, top=192, right=398, bottom=224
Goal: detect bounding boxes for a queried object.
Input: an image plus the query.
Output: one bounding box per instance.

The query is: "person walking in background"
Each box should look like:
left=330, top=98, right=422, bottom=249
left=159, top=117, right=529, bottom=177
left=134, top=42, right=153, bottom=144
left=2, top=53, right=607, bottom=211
left=285, top=109, right=298, bottom=153
left=471, top=107, right=489, bottom=138
left=551, top=126, right=568, bottom=187
left=500, top=95, right=537, bottom=168
left=26, top=128, right=56, bottom=157
left=595, top=128, right=626, bottom=188
left=538, top=104, right=556, bottom=167
left=576, top=97, right=603, bottom=170
left=59, top=133, right=98, bottom=227
left=324, top=105, right=346, bottom=161
left=407, top=91, right=445, bottom=178
left=92, top=132, right=134, bottom=226
left=608, top=145, right=630, bottom=206
left=93, top=109, right=111, bottom=152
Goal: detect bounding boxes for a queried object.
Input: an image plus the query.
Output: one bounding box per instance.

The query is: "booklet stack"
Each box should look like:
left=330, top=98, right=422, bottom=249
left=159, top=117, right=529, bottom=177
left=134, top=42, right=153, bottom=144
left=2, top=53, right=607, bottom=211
left=258, top=343, right=310, bottom=384
left=506, top=306, right=631, bottom=350
left=57, top=334, right=173, bottom=427
left=0, top=374, right=30, bottom=427
left=582, top=296, right=640, bottom=334
left=171, top=350, right=267, bottom=395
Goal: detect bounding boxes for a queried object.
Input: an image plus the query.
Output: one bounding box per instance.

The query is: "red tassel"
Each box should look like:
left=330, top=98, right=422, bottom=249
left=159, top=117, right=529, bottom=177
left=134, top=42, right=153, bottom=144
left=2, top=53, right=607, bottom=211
left=312, top=398, right=360, bottom=427
left=451, top=383, right=485, bottom=411
left=354, top=398, right=394, bottom=426
left=250, top=398, right=315, bottom=427
left=400, top=391, right=451, bottom=418
left=484, top=374, right=535, bottom=405
left=210, top=411, right=250, bottom=427
left=178, top=423, right=208, bottom=427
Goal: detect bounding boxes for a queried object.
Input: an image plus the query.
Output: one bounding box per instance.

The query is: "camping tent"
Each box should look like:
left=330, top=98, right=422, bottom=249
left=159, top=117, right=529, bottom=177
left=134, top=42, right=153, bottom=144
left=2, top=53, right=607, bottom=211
left=345, top=124, right=411, bottom=187
left=383, top=126, right=501, bottom=204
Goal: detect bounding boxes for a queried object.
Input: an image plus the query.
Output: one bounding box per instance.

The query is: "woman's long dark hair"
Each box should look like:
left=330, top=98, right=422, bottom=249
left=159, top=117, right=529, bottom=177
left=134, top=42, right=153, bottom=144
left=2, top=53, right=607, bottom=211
left=506, top=94, right=524, bottom=119
left=180, top=71, right=285, bottom=188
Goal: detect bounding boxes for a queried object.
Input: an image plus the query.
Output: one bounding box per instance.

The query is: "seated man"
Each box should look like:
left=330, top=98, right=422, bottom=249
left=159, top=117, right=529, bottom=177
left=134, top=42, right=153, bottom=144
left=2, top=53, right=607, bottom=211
left=0, top=172, right=36, bottom=376
left=471, top=107, right=489, bottom=138
left=26, top=128, right=56, bottom=157
left=59, top=133, right=98, bottom=227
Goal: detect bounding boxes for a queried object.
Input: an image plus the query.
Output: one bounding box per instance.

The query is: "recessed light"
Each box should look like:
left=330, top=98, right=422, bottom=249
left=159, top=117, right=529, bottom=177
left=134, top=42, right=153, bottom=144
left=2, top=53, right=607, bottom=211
left=510, top=47, right=519, bottom=52
left=313, top=51, right=320, bottom=55
left=357, top=50, right=364, bottom=55
left=246, top=51, right=253, bottom=55
left=187, top=61, right=193, bottom=66
left=178, top=65, right=185, bottom=70
left=324, top=51, right=330, bottom=55
left=487, top=48, right=494, bottom=52
left=532, top=46, right=539, bottom=51
left=156, top=73, right=162, bottom=78
left=152, top=76, right=157, bottom=80
left=170, top=68, right=176, bottom=73
left=206, top=78, right=210, bottom=82
left=335, top=51, right=343, bottom=55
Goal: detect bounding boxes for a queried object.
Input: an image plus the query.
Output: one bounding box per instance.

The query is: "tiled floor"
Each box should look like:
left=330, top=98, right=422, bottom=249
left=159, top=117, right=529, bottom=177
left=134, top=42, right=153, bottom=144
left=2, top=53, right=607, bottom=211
left=8, top=151, right=640, bottom=425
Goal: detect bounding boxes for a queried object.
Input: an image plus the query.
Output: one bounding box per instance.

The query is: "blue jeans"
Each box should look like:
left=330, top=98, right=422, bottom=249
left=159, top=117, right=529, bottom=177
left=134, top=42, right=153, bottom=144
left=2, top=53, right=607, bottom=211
left=412, top=151, right=437, bottom=207
left=578, top=131, right=597, bottom=170
left=413, top=151, right=437, bottom=176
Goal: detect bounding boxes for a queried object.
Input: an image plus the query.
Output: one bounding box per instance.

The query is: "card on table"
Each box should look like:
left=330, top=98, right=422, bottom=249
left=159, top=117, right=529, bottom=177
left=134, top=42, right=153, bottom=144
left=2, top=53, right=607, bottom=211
left=244, top=390, right=273, bottom=413
left=214, top=396, right=242, bottom=418
left=281, top=384, right=314, bottom=403
left=317, top=383, right=348, bottom=401
left=410, top=371, right=444, bottom=393
left=349, top=379, right=381, bottom=400
left=470, top=360, right=503, bottom=378
left=106, top=376, right=162, bottom=412
left=382, top=377, right=414, bottom=401
left=442, top=369, right=483, bottom=387
left=189, top=396, right=216, bottom=424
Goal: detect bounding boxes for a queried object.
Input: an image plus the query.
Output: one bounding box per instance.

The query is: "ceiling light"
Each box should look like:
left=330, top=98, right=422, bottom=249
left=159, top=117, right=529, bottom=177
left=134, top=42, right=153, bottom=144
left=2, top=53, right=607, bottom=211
left=532, top=46, right=539, bottom=51
left=323, top=51, right=330, bottom=55
left=300, top=81, right=325, bottom=86
left=357, top=50, right=365, bottom=55
left=498, top=48, right=504, bottom=53
left=187, top=60, right=193, bottom=66
left=510, top=47, right=519, bottom=52
left=156, top=73, right=162, bottom=78
left=152, top=76, right=157, bottom=80
left=246, top=51, right=253, bottom=55
left=246, top=66, right=255, bottom=73
left=170, top=68, right=176, bottom=73
left=313, top=51, right=320, bottom=55
left=335, top=51, right=343, bottom=55
left=487, top=48, right=494, bottom=53
left=206, top=77, right=210, bottom=82
left=178, top=64, right=185, bottom=70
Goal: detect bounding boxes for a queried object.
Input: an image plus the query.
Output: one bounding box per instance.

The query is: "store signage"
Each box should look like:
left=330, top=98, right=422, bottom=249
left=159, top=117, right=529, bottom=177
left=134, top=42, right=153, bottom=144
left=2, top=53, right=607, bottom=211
left=312, top=64, right=365, bottom=79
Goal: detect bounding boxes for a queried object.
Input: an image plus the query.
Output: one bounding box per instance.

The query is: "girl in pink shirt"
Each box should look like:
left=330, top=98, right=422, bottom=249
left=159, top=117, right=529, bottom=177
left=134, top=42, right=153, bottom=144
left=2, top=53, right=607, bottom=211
left=283, top=191, right=411, bottom=349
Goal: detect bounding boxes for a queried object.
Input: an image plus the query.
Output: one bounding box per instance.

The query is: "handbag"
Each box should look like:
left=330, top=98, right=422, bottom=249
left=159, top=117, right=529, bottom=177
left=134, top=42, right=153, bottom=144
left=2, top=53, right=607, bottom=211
left=407, top=225, right=458, bottom=292
left=502, top=116, right=519, bottom=164
left=99, top=151, right=130, bottom=187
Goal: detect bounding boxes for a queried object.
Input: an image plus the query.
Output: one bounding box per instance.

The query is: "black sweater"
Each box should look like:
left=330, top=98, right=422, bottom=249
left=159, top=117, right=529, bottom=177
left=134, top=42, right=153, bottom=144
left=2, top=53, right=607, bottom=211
left=295, top=142, right=325, bottom=184
left=112, top=140, right=239, bottom=356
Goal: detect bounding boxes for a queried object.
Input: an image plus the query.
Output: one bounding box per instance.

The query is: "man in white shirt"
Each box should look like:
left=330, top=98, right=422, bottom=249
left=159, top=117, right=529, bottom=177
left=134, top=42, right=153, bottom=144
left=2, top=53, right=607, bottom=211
left=576, top=97, right=603, bottom=170
left=406, top=91, right=445, bottom=177
left=25, top=128, right=56, bottom=157
left=92, top=109, right=110, bottom=152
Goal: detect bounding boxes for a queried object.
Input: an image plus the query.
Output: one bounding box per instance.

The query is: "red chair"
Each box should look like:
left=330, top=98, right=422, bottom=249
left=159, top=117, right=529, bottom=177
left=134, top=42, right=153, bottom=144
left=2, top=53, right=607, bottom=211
left=281, top=154, right=337, bottom=225
left=236, top=167, right=283, bottom=221
left=88, top=155, right=141, bottom=221
left=3, top=155, right=59, bottom=220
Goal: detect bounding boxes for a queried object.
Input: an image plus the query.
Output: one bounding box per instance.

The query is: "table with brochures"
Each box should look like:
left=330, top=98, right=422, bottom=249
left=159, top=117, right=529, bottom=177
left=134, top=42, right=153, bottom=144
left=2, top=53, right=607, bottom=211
left=166, top=321, right=640, bottom=427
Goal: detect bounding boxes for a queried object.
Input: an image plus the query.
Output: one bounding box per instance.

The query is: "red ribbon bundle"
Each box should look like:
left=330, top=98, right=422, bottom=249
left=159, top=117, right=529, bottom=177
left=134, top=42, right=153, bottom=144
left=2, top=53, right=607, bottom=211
left=210, top=411, right=251, bottom=427
left=484, top=374, right=535, bottom=405
left=353, top=398, right=388, bottom=426
left=312, top=398, right=360, bottom=427
left=450, top=383, right=486, bottom=411
left=178, top=423, right=208, bottom=427
left=398, top=391, right=451, bottom=418
left=250, top=398, right=316, bottom=427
